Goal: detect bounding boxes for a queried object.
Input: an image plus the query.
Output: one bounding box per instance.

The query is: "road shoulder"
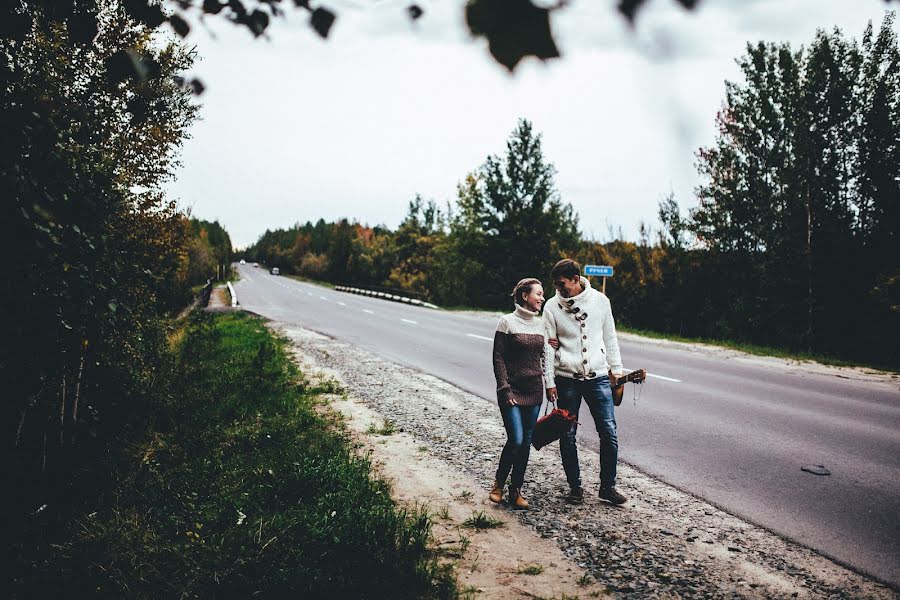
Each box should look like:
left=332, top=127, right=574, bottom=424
left=278, top=323, right=895, bottom=599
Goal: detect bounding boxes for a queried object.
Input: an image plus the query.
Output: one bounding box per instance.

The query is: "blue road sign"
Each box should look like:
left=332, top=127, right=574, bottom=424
left=584, top=265, right=614, bottom=277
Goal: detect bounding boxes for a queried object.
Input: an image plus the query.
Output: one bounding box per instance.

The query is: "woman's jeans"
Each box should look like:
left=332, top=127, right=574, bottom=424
left=556, top=375, right=619, bottom=492
left=495, top=403, right=541, bottom=490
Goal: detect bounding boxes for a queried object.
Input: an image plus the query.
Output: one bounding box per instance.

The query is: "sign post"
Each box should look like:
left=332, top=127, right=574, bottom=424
left=583, top=265, right=614, bottom=294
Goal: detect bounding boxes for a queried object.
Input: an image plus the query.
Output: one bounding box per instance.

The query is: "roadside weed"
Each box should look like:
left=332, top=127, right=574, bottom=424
left=461, top=510, right=505, bottom=530
left=517, top=563, right=544, bottom=575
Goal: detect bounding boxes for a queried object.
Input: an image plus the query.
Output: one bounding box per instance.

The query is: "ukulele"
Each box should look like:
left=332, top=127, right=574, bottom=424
left=610, top=369, right=647, bottom=406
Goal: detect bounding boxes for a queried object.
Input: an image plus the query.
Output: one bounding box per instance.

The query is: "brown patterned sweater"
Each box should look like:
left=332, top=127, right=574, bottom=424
left=492, top=305, right=556, bottom=407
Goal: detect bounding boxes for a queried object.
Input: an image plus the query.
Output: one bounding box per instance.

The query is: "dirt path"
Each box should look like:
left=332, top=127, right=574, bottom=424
left=277, top=322, right=897, bottom=600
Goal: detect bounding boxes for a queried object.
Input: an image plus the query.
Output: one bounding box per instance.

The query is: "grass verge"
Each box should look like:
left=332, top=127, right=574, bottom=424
left=284, top=273, right=336, bottom=289
left=32, top=311, right=456, bottom=599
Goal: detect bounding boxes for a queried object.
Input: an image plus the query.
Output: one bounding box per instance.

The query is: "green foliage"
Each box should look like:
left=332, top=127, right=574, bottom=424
left=2, top=0, right=203, bottom=538
left=689, top=12, right=899, bottom=364
left=242, top=120, right=580, bottom=310
left=17, top=312, right=456, bottom=598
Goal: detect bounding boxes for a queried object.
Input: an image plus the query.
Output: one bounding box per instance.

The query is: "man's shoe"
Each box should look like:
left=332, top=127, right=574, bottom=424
left=489, top=481, right=504, bottom=503
left=509, top=488, right=529, bottom=510
left=565, top=487, right=584, bottom=505
left=599, top=487, right=628, bottom=505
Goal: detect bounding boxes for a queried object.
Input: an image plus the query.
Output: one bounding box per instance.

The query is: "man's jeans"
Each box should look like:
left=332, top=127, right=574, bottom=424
left=556, top=375, right=619, bottom=492
left=495, top=403, right=541, bottom=490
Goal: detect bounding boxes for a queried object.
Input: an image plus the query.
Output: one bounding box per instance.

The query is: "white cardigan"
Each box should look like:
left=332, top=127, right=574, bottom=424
left=543, top=277, right=623, bottom=379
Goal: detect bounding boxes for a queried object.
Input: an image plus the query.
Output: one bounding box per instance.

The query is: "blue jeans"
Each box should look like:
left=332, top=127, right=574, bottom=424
left=495, top=403, right=541, bottom=490
left=556, top=376, right=619, bottom=491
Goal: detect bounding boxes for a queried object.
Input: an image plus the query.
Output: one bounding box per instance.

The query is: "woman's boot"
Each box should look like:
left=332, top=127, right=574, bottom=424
left=508, top=488, right=529, bottom=510
left=489, top=481, right=504, bottom=503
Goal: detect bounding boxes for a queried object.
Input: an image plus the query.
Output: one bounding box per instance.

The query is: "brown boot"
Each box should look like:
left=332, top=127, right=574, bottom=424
left=509, top=488, right=529, bottom=510
left=489, top=481, right=504, bottom=503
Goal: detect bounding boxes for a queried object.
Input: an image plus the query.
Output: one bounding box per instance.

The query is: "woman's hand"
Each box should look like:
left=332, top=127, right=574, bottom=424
left=506, top=396, right=518, bottom=406
left=548, top=338, right=560, bottom=350
left=546, top=387, right=558, bottom=402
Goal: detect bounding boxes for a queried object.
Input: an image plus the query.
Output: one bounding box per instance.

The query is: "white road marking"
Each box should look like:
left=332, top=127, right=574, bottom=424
left=646, top=373, right=681, bottom=383
left=320, top=296, right=327, bottom=300
left=362, top=309, right=374, bottom=314
left=623, top=366, right=681, bottom=383
left=338, top=302, right=347, bottom=306
left=307, top=292, right=313, bottom=296
left=401, top=319, right=418, bottom=325
left=466, top=334, right=493, bottom=341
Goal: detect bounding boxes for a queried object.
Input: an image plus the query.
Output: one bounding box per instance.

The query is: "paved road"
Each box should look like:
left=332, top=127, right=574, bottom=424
left=234, top=265, right=900, bottom=588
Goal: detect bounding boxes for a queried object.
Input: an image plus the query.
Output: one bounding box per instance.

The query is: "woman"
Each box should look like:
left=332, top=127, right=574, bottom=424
left=490, top=278, right=557, bottom=509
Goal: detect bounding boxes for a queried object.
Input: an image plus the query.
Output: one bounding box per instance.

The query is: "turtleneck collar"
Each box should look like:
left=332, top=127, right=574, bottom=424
left=514, top=304, right=539, bottom=320
left=554, top=276, right=592, bottom=307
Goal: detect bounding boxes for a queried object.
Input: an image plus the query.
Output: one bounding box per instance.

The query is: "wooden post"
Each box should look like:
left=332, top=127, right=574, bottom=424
left=602, top=276, right=606, bottom=295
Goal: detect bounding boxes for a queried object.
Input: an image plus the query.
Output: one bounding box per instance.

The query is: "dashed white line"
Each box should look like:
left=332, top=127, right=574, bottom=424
left=307, top=292, right=313, bottom=297
left=320, top=296, right=326, bottom=300
left=646, top=373, right=681, bottom=383
left=466, top=334, right=493, bottom=341
left=337, top=302, right=347, bottom=306
left=623, top=366, right=681, bottom=383
left=401, top=319, right=418, bottom=325
left=362, top=309, right=374, bottom=315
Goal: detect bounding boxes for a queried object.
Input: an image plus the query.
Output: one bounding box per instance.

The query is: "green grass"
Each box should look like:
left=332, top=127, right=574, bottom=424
left=619, top=325, right=900, bottom=374
left=461, top=510, right=505, bottom=530
left=37, top=311, right=456, bottom=599
left=366, top=419, right=397, bottom=436
left=517, top=563, right=544, bottom=575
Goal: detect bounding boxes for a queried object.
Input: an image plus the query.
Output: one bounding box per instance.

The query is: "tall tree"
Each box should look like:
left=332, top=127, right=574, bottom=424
left=456, top=119, right=580, bottom=307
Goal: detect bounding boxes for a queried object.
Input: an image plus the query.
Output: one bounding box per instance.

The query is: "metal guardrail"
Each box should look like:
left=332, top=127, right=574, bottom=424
left=334, top=285, right=439, bottom=309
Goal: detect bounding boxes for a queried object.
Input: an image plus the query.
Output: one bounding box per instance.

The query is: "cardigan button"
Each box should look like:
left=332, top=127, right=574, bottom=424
left=580, top=323, right=585, bottom=328
left=582, top=359, right=588, bottom=364
left=582, top=348, right=587, bottom=352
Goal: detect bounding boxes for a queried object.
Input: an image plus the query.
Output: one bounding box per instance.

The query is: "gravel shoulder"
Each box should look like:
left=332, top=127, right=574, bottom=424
left=276, top=322, right=897, bottom=600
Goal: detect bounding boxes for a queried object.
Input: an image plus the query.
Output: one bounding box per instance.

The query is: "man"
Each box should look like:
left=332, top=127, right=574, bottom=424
left=543, top=258, right=627, bottom=505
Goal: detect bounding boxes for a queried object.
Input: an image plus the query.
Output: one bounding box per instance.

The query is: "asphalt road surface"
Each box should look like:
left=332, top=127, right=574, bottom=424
left=234, top=265, right=900, bottom=588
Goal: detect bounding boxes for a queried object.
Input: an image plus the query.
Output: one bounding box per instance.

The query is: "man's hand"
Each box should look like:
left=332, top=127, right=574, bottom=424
left=546, top=387, right=558, bottom=402
left=548, top=338, right=560, bottom=350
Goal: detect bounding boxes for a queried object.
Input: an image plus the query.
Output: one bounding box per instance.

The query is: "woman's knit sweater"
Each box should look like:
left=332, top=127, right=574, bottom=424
left=492, top=305, right=556, bottom=407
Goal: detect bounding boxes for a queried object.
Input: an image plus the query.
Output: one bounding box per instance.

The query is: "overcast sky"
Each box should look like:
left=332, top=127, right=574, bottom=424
left=165, top=0, right=896, bottom=248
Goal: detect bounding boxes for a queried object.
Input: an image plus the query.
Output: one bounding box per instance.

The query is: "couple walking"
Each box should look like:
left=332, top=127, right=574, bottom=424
left=490, top=258, right=627, bottom=509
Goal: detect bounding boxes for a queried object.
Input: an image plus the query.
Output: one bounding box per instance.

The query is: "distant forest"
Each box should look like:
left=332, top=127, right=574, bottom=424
left=244, top=15, right=899, bottom=367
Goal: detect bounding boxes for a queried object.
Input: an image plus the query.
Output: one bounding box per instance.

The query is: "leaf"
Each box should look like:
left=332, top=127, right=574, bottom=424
left=619, top=0, right=700, bottom=24
left=108, top=302, right=117, bottom=313
left=202, top=0, right=225, bottom=14
left=310, top=7, right=336, bottom=39
left=465, top=0, right=559, bottom=72
left=246, top=9, right=269, bottom=37
left=617, top=0, right=648, bottom=23
left=123, top=0, right=166, bottom=28
left=169, top=14, right=191, bottom=38
left=188, top=78, right=206, bottom=95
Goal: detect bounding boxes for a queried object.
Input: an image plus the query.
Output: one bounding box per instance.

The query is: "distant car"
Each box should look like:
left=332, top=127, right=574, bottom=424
left=270, top=267, right=280, bottom=275
left=239, top=259, right=246, bottom=264
left=253, top=262, right=259, bottom=268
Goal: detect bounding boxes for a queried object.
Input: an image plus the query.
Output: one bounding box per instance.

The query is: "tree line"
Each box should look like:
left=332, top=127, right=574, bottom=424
left=245, top=14, right=898, bottom=367
left=2, top=1, right=230, bottom=540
